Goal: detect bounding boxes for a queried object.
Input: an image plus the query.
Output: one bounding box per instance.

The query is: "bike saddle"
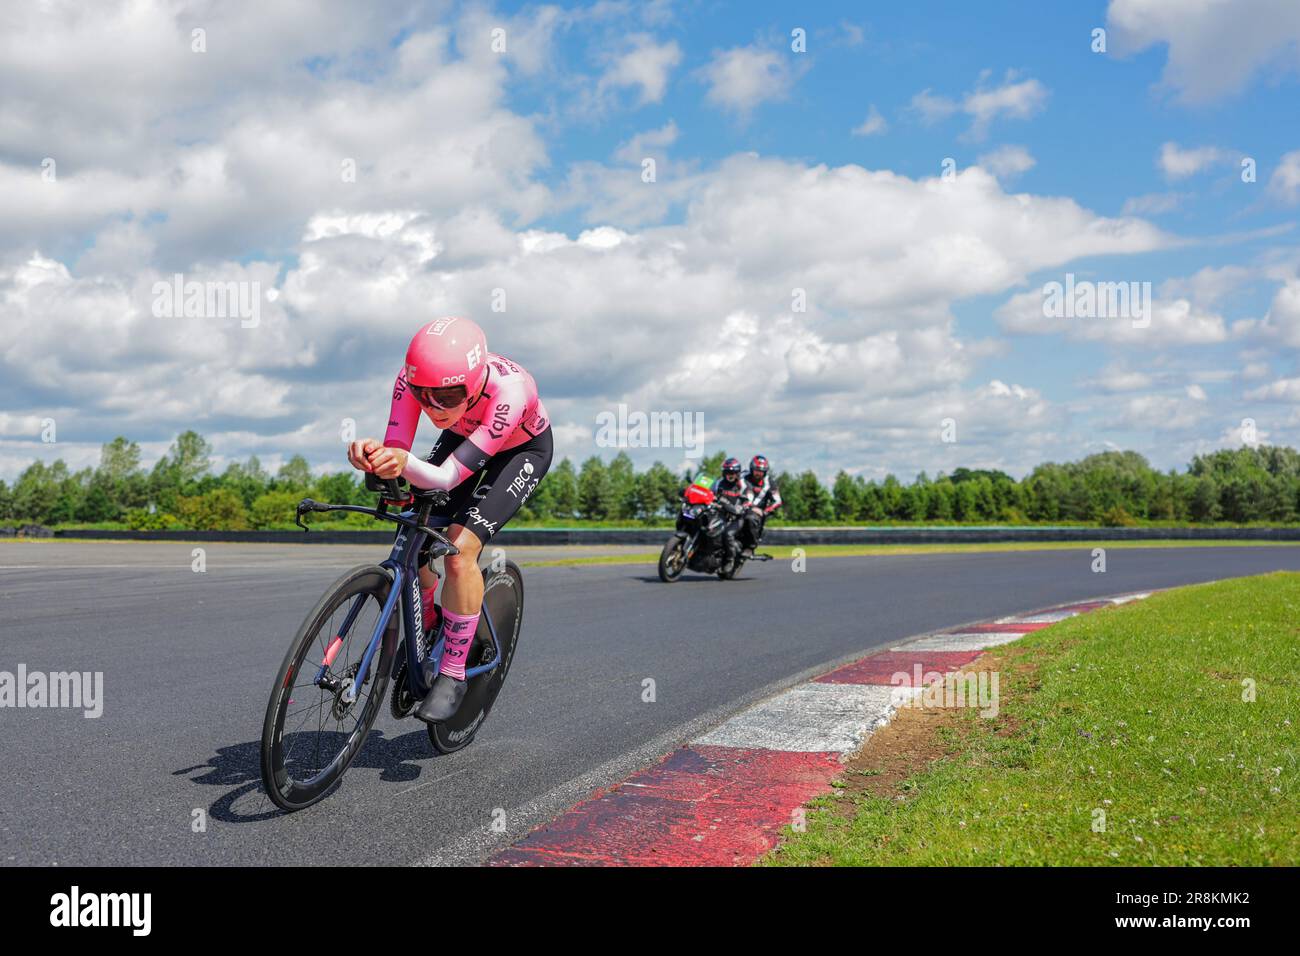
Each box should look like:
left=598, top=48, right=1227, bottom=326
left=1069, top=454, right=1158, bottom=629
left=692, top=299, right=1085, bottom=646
left=412, top=487, right=451, bottom=507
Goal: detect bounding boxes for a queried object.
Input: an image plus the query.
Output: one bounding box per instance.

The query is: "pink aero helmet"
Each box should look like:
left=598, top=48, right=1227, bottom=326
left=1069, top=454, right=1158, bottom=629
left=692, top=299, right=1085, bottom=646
left=403, top=317, right=489, bottom=407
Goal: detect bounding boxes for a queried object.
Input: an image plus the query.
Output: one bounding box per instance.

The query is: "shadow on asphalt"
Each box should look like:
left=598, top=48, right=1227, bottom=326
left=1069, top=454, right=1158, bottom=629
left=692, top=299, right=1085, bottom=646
left=631, top=572, right=762, bottom=584
left=175, top=726, right=453, bottom=821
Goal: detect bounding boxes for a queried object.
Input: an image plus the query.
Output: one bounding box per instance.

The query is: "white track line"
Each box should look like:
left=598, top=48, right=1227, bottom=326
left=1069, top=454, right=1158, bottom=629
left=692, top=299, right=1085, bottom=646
left=693, top=683, right=919, bottom=754
left=892, top=631, right=1027, bottom=651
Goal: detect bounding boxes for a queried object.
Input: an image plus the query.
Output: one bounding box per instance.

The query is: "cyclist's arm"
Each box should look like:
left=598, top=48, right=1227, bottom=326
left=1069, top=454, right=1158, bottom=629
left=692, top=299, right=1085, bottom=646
left=404, top=394, right=528, bottom=490
left=401, top=453, right=475, bottom=491
left=383, top=367, right=420, bottom=452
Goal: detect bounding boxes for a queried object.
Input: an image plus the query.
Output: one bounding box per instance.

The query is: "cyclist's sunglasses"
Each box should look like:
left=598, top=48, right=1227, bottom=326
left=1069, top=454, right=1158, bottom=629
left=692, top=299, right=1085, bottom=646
left=410, top=383, right=469, bottom=409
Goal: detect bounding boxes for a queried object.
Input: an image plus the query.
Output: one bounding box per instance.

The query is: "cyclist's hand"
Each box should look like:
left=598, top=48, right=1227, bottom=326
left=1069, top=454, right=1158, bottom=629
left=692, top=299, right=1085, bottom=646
left=367, top=445, right=408, bottom=480
left=348, top=439, right=381, bottom=472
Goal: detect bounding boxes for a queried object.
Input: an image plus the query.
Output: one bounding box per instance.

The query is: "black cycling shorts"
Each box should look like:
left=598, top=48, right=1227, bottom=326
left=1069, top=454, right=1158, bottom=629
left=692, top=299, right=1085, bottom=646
left=418, top=426, right=553, bottom=548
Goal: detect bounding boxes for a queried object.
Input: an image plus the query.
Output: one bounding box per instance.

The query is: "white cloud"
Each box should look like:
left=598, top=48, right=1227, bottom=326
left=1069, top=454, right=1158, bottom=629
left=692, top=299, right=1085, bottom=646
left=851, top=105, right=888, bottom=137
left=997, top=289, right=1227, bottom=344
left=0, top=0, right=435, bottom=163
left=909, top=89, right=960, bottom=124
left=614, top=121, right=679, bottom=164
left=977, top=145, right=1035, bottom=180
left=1268, top=150, right=1300, bottom=204
left=1121, top=192, right=1186, bottom=216
left=840, top=22, right=866, bottom=47
left=1087, top=363, right=1156, bottom=392
left=964, top=73, right=1049, bottom=137
left=1240, top=361, right=1272, bottom=381
left=698, top=45, right=799, bottom=115
left=1245, top=377, right=1300, bottom=402
left=1104, top=393, right=1210, bottom=431
left=1161, top=263, right=1258, bottom=307
left=0, top=15, right=552, bottom=266
left=909, top=71, right=1048, bottom=139
left=0, top=147, right=1177, bottom=480
left=597, top=34, right=682, bottom=105
left=1107, top=0, right=1300, bottom=103
left=1158, top=142, right=1234, bottom=179
left=1251, top=278, right=1300, bottom=346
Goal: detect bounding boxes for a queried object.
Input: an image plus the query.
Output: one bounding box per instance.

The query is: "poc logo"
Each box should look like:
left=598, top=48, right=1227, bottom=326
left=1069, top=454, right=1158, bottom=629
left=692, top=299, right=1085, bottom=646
left=441, top=374, right=466, bottom=385
left=466, top=344, right=483, bottom=369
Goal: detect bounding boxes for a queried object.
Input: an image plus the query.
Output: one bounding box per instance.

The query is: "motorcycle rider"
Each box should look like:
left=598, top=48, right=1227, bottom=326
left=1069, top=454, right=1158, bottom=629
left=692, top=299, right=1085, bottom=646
left=739, top=455, right=781, bottom=557
left=711, top=457, right=749, bottom=571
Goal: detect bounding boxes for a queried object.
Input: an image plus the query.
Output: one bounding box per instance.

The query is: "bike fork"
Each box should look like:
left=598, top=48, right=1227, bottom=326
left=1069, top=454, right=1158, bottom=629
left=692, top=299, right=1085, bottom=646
left=313, top=591, right=373, bottom=687
left=315, top=571, right=401, bottom=704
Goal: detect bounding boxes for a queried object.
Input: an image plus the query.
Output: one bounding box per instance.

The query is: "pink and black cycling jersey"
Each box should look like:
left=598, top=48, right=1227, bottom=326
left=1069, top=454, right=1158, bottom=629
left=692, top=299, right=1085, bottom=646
left=384, top=353, right=550, bottom=475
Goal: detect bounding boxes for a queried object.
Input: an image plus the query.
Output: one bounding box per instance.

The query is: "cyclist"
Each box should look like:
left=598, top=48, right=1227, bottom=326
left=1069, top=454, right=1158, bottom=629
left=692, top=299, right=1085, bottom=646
left=740, top=454, right=780, bottom=556
left=348, top=317, right=552, bottom=722
left=711, top=457, right=748, bottom=571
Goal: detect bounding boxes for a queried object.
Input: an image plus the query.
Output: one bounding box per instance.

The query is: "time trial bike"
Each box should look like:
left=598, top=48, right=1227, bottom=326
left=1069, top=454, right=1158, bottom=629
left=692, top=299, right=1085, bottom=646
left=259, top=474, right=523, bottom=811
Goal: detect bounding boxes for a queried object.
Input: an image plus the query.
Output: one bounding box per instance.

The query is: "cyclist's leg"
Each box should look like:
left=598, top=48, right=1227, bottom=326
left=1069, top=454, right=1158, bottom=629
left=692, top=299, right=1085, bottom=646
left=418, top=430, right=552, bottom=719
left=440, top=427, right=553, bottom=637
left=414, top=433, right=474, bottom=626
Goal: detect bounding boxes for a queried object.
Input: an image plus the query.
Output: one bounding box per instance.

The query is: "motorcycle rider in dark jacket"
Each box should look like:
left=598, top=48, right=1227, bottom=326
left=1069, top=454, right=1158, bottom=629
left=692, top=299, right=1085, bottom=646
left=739, top=455, right=781, bottom=556
left=711, top=457, right=748, bottom=570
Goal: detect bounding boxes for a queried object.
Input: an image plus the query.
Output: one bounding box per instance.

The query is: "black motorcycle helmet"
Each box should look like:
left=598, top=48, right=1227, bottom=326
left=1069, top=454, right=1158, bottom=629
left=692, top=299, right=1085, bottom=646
left=721, top=457, right=741, bottom=482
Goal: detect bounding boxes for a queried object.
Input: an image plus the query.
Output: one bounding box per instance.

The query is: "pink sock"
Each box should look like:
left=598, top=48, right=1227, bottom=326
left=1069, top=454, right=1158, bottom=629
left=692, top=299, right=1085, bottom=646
left=420, top=585, right=439, bottom=632
left=438, top=609, right=480, bottom=680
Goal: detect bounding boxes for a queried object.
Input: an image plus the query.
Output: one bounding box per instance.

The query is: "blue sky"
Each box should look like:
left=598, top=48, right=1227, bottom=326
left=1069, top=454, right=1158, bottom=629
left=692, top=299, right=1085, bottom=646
left=2, top=0, right=1300, bottom=484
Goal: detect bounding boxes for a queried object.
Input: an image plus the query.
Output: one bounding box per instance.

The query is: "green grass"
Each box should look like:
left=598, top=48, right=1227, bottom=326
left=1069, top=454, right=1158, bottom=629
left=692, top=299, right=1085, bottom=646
left=765, top=572, right=1300, bottom=866
left=517, top=539, right=1294, bottom=567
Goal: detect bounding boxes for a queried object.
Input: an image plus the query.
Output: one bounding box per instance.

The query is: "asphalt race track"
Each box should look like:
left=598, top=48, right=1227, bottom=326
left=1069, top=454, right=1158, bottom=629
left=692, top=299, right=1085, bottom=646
left=3, top=541, right=1299, bottom=866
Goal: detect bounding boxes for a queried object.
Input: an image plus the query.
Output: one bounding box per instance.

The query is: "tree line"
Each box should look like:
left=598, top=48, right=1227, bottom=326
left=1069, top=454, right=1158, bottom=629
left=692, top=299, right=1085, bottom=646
left=2, top=432, right=1299, bottom=529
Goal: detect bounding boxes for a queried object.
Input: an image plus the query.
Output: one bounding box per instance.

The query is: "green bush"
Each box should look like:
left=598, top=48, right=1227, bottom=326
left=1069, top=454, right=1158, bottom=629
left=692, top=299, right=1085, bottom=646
left=174, top=489, right=249, bottom=530
left=1099, top=505, right=1138, bottom=527
left=124, top=508, right=182, bottom=531
left=250, top=491, right=300, bottom=529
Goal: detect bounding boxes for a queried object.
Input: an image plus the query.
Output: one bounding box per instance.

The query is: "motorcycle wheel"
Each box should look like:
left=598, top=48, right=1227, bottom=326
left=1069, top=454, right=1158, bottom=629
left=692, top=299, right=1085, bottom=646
left=658, top=537, right=687, bottom=582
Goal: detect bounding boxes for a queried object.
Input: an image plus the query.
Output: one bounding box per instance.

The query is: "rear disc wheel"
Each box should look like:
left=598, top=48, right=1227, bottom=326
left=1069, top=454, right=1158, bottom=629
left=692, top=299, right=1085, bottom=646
left=427, top=561, right=524, bottom=754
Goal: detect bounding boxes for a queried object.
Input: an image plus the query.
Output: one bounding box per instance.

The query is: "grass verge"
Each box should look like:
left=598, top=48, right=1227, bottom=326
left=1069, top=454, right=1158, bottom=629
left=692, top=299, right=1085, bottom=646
left=764, top=572, right=1300, bottom=866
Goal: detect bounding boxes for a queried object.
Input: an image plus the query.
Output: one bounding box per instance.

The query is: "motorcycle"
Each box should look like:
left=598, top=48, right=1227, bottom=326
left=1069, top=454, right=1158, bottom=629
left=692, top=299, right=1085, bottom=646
left=658, top=480, right=767, bottom=582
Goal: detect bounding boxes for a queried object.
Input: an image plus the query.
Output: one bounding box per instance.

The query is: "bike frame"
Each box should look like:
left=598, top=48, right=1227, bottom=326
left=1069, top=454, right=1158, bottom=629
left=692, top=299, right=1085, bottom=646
left=306, top=496, right=502, bottom=705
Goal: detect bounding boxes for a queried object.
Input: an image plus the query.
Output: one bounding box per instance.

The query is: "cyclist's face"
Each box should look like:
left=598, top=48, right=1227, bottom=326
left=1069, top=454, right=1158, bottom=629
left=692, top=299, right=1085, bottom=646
left=424, top=401, right=467, bottom=428
left=412, top=383, right=469, bottom=426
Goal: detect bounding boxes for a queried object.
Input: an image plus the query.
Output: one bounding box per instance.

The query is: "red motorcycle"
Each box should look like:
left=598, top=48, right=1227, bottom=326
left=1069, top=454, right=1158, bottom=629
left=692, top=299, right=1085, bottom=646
left=658, top=480, right=768, bottom=581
